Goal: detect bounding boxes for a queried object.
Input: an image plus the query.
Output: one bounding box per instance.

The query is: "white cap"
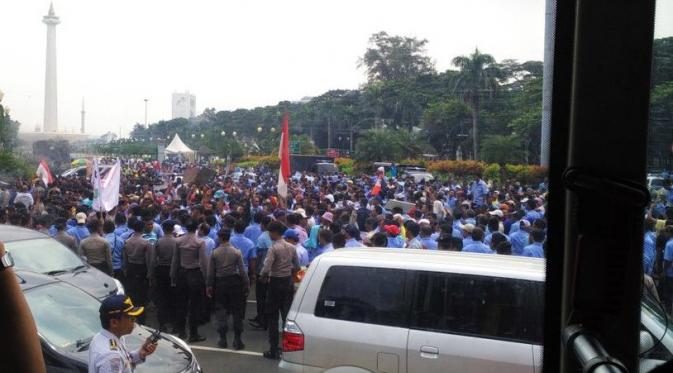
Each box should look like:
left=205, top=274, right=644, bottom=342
left=418, top=219, right=431, bottom=225
left=460, top=223, right=476, bottom=233
left=488, top=209, right=504, bottom=218
left=377, top=167, right=385, bottom=173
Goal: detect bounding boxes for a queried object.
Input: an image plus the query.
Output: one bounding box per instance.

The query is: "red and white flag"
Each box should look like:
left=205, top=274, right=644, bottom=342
left=371, top=177, right=382, bottom=196
left=277, top=112, right=291, bottom=199
left=36, top=160, right=54, bottom=187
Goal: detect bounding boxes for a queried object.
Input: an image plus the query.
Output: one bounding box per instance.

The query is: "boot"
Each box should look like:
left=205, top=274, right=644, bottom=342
left=188, top=328, right=206, bottom=343
left=232, top=333, right=245, bottom=350
left=217, top=328, right=228, bottom=349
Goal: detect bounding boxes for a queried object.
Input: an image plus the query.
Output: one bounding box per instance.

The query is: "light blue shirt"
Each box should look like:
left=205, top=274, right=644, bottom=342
left=470, top=180, right=489, bottom=207
left=199, top=235, right=216, bottom=258
left=66, top=225, right=90, bottom=247
left=462, top=242, right=494, bottom=254
left=643, top=231, right=656, bottom=275
left=462, top=237, right=474, bottom=248
left=230, top=233, right=257, bottom=272
left=244, top=223, right=262, bottom=244
left=525, top=210, right=542, bottom=223
left=309, top=243, right=334, bottom=262
left=509, top=230, right=530, bottom=256
left=387, top=236, right=405, bottom=248
left=105, top=232, right=125, bottom=271
left=522, top=242, right=545, bottom=258
left=255, top=231, right=273, bottom=275
left=419, top=237, right=438, bottom=250
left=344, top=238, right=362, bottom=248
left=664, top=238, right=673, bottom=278
left=295, top=244, right=309, bottom=267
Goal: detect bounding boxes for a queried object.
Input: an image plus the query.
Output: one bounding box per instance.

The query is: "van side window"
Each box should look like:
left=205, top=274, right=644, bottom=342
left=314, top=266, right=409, bottom=328
left=410, top=272, right=543, bottom=344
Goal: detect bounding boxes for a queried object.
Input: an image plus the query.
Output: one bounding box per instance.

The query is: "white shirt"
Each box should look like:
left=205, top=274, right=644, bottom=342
left=88, top=328, right=144, bottom=373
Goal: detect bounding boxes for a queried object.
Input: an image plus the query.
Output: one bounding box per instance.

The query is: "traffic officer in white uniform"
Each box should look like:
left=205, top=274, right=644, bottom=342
left=88, top=295, right=157, bottom=373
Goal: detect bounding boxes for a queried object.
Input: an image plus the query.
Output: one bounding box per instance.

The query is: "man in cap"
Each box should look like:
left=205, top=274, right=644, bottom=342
left=509, top=219, right=531, bottom=255
left=460, top=223, right=476, bottom=247
left=305, top=212, right=333, bottom=250
left=344, top=224, right=363, bottom=248
left=88, top=295, right=157, bottom=373
left=283, top=229, right=309, bottom=266
left=67, top=211, right=91, bottom=247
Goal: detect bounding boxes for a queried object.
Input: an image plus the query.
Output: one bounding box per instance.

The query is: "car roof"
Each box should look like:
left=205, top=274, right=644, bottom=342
left=0, top=224, right=50, bottom=242
left=15, top=270, right=59, bottom=291
left=316, top=248, right=546, bottom=281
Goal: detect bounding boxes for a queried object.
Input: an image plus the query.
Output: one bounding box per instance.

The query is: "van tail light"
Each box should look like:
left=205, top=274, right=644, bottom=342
left=282, top=320, right=305, bottom=352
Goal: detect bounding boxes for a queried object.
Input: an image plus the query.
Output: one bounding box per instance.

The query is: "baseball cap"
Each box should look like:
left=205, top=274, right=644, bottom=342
left=283, top=229, right=299, bottom=241
left=321, top=212, right=334, bottom=223
left=76, top=212, right=87, bottom=224
left=99, top=295, right=144, bottom=317
left=488, top=209, right=504, bottom=218
left=294, top=208, right=307, bottom=218
left=377, top=166, right=385, bottom=173
left=418, top=219, right=431, bottom=226
left=384, top=224, right=400, bottom=236
left=460, top=223, right=476, bottom=233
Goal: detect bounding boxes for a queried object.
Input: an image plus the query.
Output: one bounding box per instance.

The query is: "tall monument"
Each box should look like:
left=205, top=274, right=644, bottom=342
left=43, top=3, right=60, bottom=133
left=80, top=98, right=85, bottom=134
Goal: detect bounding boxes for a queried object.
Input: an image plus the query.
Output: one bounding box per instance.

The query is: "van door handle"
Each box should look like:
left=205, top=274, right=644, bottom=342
left=420, top=345, right=439, bottom=359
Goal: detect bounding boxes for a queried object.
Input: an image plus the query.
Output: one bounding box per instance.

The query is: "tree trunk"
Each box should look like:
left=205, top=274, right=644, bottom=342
left=472, top=96, right=480, bottom=160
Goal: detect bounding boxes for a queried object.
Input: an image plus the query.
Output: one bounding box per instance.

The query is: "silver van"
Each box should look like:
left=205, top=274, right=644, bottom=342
left=279, top=249, right=545, bottom=373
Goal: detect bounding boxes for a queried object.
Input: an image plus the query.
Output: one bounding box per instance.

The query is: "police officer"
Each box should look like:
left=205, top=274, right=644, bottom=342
left=122, top=217, right=152, bottom=325
left=171, top=218, right=208, bottom=342
left=151, top=220, right=177, bottom=331
left=261, top=221, right=300, bottom=360
left=206, top=228, right=250, bottom=350
left=88, top=295, right=157, bottom=373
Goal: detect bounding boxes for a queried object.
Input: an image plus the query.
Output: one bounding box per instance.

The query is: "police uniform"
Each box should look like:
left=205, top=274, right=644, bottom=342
left=89, top=295, right=146, bottom=373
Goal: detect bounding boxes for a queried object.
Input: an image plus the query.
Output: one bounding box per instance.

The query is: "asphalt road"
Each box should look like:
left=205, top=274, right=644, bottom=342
left=142, top=291, right=282, bottom=372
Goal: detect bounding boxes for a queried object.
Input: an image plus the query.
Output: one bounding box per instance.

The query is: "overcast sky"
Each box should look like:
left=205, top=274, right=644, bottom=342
left=1, top=0, right=672, bottom=137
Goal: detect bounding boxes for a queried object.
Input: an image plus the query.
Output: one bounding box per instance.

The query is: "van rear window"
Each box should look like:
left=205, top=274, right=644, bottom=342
left=314, top=266, right=409, bottom=328
left=410, top=271, right=544, bottom=344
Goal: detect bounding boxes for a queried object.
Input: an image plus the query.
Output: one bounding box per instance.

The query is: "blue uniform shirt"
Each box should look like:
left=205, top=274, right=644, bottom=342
left=344, top=238, right=362, bottom=248
left=462, top=242, right=494, bottom=254
left=66, top=225, right=90, bottom=247
left=386, top=236, right=405, bottom=248
left=419, top=237, right=438, bottom=250
left=509, top=230, right=530, bottom=256
left=522, top=242, right=545, bottom=258
left=255, top=231, right=273, bottom=275
left=643, top=232, right=656, bottom=275
left=244, top=223, right=262, bottom=244
left=309, top=243, right=334, bottom=262
left=230, top=233, right=257, bottom=272
left=664, top=238, right=673, bottom=278
left=105, top=232, right=125, bottom=271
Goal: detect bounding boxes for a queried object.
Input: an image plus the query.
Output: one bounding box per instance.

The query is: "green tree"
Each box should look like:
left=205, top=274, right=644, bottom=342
left=354, top=129, right=433, bottom=162
left=452, top=48, right=500, bottom=160
left=481, top=135, right=524, bottom=164
left=421, top=99, right=471, bottom=158
left=359, top=31, right=435, bottom=83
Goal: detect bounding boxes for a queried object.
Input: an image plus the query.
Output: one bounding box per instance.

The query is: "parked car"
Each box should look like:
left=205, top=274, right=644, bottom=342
left=1, top=225, right=123, bottom=299
left=279, top=249, right=671, bottom=372
left=16, top=270, right=202, bottom=373
left=402, top=169, right=435, bottom=183
left=280, top=249, right=545, bottom=373
left=311, top=162, right=338, bottom=175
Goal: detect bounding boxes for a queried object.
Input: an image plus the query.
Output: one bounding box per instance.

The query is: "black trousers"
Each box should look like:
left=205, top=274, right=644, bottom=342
left=265, top=276, right=293, bottom=352
left=255, top=277, right=268, bottom=324
left=91, top=262, right=111, bottom=276
left=175, top=268, right=205, bottom=335
left=126, top=263, right=148, bottom=324
left=215, top=275, right=245, bottom=335
left=154, top=265, right=174, bottom=328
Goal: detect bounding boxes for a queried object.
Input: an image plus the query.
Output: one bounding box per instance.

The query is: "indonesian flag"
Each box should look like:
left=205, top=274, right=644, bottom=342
left=277, top=112, right=291, bottom=199
left=36, top=160, right=54, bottom=187
left=371, top=177, right=382, bottom=196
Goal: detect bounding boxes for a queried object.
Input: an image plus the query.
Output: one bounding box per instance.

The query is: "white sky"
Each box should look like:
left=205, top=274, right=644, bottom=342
left=1, top=0, right=672, bottom=137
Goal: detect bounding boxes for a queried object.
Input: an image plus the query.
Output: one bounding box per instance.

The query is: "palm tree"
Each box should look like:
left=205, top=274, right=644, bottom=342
left=452, top=48, right=500, bottom=160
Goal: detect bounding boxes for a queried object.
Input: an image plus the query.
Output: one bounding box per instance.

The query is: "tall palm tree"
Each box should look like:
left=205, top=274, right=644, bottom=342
left=452, top=48, right=500, bottom=160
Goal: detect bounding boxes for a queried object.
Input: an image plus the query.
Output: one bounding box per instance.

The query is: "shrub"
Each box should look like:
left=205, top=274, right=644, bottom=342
left=0, top=151, right=33, bottom=179
left=236, top=155, right=279, bottom=169
left=335, top=157, right=354, bottom=175
left=427, top=160, right=487, bottom=177
left=483, top=163, right=501, bottom=183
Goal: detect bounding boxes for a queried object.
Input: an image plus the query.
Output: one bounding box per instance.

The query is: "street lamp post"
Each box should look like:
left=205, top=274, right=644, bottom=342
left=144, top=98, right=148, bottom=127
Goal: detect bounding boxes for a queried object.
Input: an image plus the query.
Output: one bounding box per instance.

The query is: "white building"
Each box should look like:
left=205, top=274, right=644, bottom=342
left=171, top=91, right=196, bottom=119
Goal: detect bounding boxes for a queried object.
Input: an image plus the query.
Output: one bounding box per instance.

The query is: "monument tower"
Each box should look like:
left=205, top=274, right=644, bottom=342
left=43, top=3, right=59, bottom=133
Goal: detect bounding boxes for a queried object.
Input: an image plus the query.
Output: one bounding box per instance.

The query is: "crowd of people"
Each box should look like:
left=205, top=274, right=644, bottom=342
left=0, top=158, right=552, bottom=359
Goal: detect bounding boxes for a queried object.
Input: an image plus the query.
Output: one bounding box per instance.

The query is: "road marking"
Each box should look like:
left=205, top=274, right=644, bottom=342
left=189, top=344, right=264, bottom=357
left=247, top=300, right=257, bottom=304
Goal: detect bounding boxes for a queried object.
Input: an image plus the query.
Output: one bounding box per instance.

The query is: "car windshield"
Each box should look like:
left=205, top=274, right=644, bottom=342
left=24, top=282, right=100, bottom=351
left=5, top=239, right=84, bottom=274
left=651, top=178, right=664, bottom=187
